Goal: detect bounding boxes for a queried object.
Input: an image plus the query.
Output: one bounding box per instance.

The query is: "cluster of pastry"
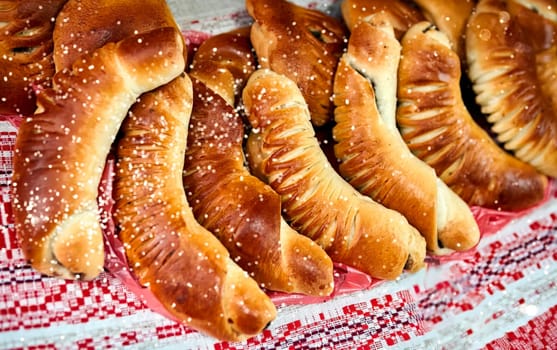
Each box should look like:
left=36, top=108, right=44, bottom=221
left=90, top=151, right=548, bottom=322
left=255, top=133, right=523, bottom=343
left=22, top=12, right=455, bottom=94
left=5, top=0, right=554, bottom=341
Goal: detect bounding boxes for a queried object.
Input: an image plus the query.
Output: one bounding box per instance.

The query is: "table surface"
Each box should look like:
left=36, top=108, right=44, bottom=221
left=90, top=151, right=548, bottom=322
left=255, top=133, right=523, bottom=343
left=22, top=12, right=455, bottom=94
left=1, top=117, right=556, bottom=350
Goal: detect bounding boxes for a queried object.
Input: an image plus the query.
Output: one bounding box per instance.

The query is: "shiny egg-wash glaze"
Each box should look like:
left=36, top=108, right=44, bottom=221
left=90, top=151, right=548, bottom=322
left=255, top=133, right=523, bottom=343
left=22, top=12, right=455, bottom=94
left=0, top=0, right=68, bottom=114
left=12, top=27, right=186, bottom=281
left=243, top=69, right=426, bottom=281
left=246, top=0, right=347, bottom=127
left=340, top=0, right=424, bottom=39
left=52, top=0, right=183, bottom=72
left=184, top=28, right=334, bottom=296
left=466, top=0, right=557, bottom=177
left=397, top=22, right=548, bottom=211
left=113, top=75, right=276, bottom=342
left=333, top=20, right=480, bottom=254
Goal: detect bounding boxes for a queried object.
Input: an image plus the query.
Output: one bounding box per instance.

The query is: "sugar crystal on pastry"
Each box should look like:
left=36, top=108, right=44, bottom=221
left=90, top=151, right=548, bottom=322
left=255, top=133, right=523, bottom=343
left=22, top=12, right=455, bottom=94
left=401, top=17, right=549, bottom=208
left=184, top=29, right=335, bottom=296
left=466, top=0, right=557, bottom=177
left=113, top=73, right=277, bottom=340
left=244, top=68, right=427, bottom=278
left=12, top=27, right=185, bottom=282
left=246, top=0, right=347, bottom=126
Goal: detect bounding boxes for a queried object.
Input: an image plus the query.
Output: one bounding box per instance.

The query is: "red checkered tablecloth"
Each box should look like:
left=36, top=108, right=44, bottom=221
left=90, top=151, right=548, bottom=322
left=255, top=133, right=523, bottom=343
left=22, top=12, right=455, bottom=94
left=1, top=114, right=556, bottom=349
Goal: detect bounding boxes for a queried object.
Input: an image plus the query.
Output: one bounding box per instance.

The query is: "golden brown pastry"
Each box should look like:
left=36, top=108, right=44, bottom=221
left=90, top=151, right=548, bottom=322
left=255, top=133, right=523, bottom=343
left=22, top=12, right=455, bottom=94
left=11, top=27, right=186, bottom=280
left=52, top=0, right=183, bottom=71
left=340, top=0, right=424, bottom=39
left=243, top=68, right=426, bottom=280
left=506, top=0, right=557, bottom=168
left=188, top=27, right=255, bottom=103
left=184, top=28, right=334, bottom=296
left=113, top=75, right=276, bottom=342
left=466, top=0, right=557, bottom=177
left=333, top=19, right=480, bottom=254
left=0, top=0, right=68, bottom=115
left=412, top=0, right=475, bottom=60
left=536, top=46, right=557, bottom=129
left=246, top=0, right=347, bottom=126
left=506, top=0, right=557, bottom=52
left=397, top=21, right=548, bottom=211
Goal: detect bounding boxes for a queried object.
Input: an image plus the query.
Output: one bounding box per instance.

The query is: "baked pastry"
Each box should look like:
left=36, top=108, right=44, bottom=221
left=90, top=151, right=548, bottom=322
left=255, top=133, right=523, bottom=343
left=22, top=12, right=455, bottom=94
left=184, top=28, right=334, bottom=296
left=11, top=27, right=186, bottom=280
left=52, top=0, right=183, bottom=71
left=333, top=19, right=480, bottom=254
left=466, top=0, right=557, bottom=177
left=506, top=0, right=557, bottom=170
left=412, top=0, right=475, bottom=60
left=114, top=75, right=276, bottom=342
left=246, top=0, right=347, bottom=126
left=340, top=0, right=424, bottom=39
left=506, top=0, right=557, bottom=52
left=397, top=21, right=548, bottom=211
left=0, top=0, right=68, bottom=115
left=243, top=68, right=426, bottom=280
left=536, top=46, right=557, bottom=132
left=187, top=27, right=254, bottom=105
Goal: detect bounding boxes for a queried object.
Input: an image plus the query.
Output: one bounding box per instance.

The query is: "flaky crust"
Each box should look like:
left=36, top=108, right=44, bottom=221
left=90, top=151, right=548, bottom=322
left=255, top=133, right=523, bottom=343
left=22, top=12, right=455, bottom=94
left=333, top=20, right=479, bottom=254
left=114, top=75, right=276, bottom=342
left=243, top=69, right=426, bottom=280
left=184, top=29, right=334, bottom=296
left=246, top=0, right=347, bottom=127
left=52, top=0, right=183, bottom=71
left=11, top=27, right=186, bottom=280
left=340, top=0, right=424, bottom=39
left=466, top=0, right=557, bottom=177
left=0, top=0, right=68, bottom=114
left=397, top=22, right=548, bottom=211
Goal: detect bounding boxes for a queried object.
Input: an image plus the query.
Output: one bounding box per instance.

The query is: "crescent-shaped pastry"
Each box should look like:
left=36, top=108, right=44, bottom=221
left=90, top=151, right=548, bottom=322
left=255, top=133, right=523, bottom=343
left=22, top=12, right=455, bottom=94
left=113, top=75, right=276, bottom=342
left=246, top=0, right=347, bottom=126
left=466, top=0, right=557, bottom=177
left=340, top=0, right=424, bottom=39
left=0, top=0, right=68, bottom=115
left=507, top=0, right=557, bottom=165
left=52, top=0, right=183, bottom=71
left=243, top=68, right=426, bottom=281
left=397, top=22, right=548, bottom=211
left=11, top=27, right=186, bottom=280
left=183, top=28, right=334, bottom=296
left=333, top=19, right=480, bottom=254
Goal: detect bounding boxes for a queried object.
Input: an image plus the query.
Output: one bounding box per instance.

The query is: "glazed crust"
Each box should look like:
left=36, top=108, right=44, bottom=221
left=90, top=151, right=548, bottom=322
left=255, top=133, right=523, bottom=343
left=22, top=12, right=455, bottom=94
left=466, top=0, right=557, bottom=177
left=52, top=0, right=183, bottom=71
left=189, top=27, right=255, bottom=103
left=340, top=0, right=424, bottom=39
left=243, top=69, right=426, bottom=280
left=506, top=0, right=557, bottom=51
left=184, top=29, right=334, bottom=296
left=114, top=75, right=276, bottom=342
left=397, top=21, right=548, bottom=211
left=412, top=0, right=475, bottom=60
left=536, top=46, right=557, bottom=132
left=0, top=0, right=68, bottom=114
left=246, top=0, right=347, bottom=126
left=333, top=20, right=480, bottom=254
left=11, top=27, right=186, bottom=280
